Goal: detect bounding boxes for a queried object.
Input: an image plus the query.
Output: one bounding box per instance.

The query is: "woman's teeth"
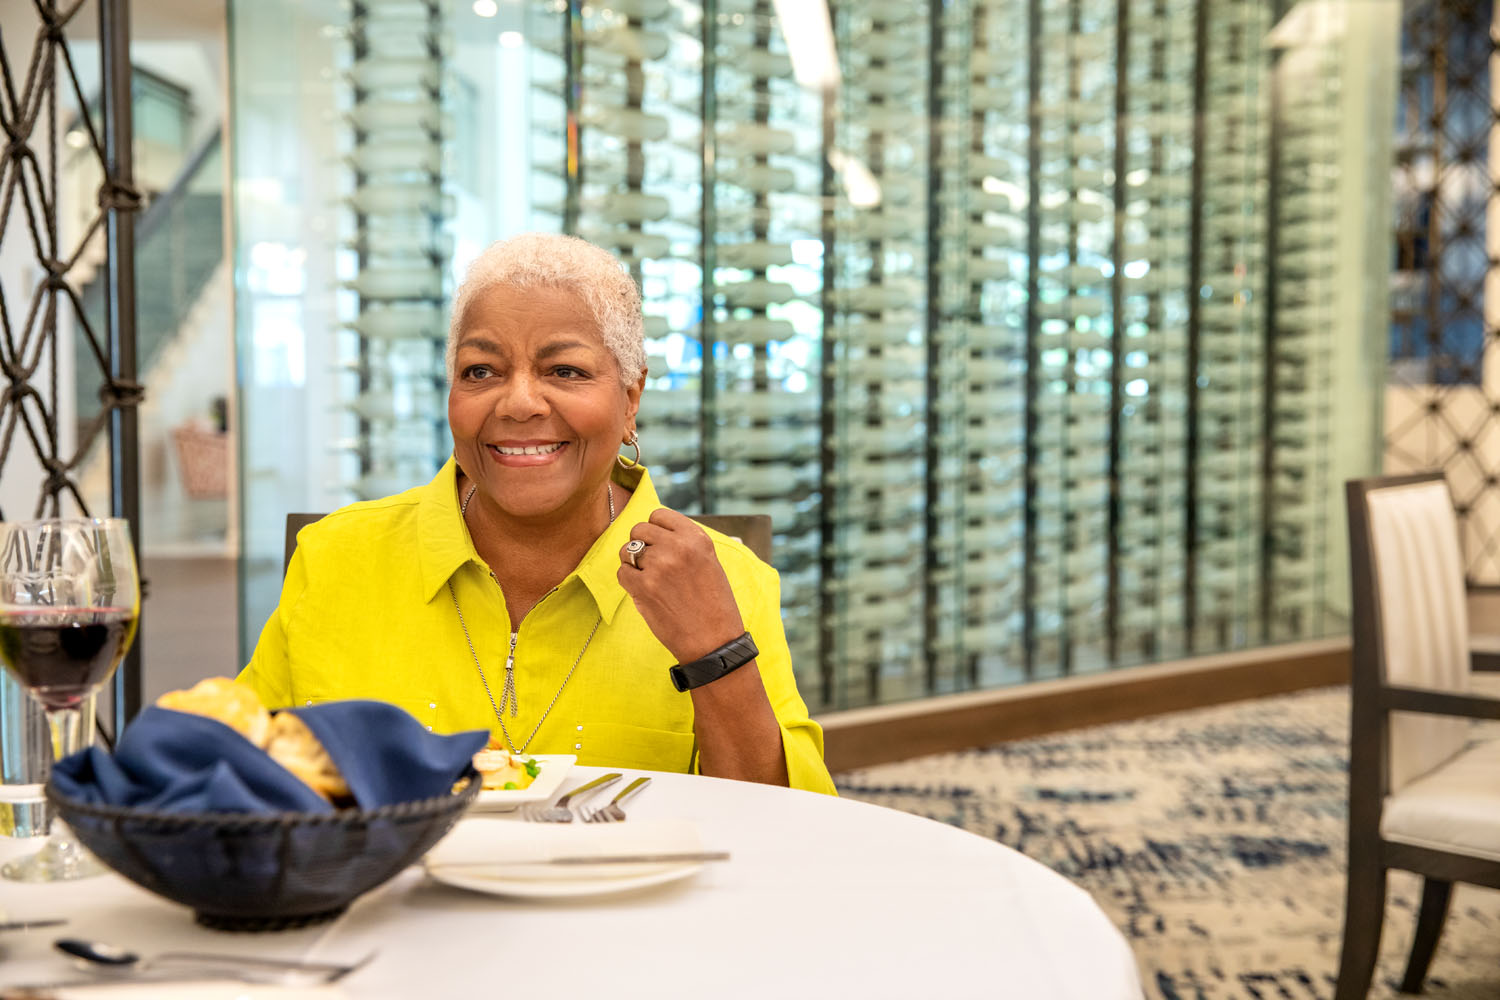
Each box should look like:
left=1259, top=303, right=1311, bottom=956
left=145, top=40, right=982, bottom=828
left=494, top=442, right=564, bottom=456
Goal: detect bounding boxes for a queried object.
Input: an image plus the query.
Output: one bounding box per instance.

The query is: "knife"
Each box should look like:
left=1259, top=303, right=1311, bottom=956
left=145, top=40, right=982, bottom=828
left=0, top=918, right=65, bottom=933
left=549, top=851, right=729, bottom=865
left=432, top=851, right=730, bottom=867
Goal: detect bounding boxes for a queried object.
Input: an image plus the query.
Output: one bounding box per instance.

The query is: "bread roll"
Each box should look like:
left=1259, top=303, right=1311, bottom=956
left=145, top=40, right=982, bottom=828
left=265, top=711, right=351, bottom=802
left=156, top=677, right=352, bottom=805
left=157, top=677, right=273, bottom=748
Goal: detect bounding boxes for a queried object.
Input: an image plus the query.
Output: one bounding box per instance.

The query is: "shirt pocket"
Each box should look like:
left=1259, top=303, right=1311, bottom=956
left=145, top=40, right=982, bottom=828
left=292, top=685, right=441, bottom=732
left=574, top=722, right=695, bottom=773
left=289, top=683, right=335, bottom=710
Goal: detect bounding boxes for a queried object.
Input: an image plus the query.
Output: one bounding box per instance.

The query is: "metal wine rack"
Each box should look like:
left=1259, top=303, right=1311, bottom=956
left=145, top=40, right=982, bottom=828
left=230, top=0, right=1393, bottom=710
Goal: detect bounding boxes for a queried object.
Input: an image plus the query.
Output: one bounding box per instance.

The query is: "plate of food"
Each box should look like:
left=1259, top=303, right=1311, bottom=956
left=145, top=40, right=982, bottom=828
left=470, top=741, right=575, bottom=812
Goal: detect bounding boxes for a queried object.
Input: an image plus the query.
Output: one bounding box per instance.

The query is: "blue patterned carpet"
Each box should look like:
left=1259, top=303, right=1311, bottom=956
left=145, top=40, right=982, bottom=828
left=835, top=687, right=1500, bottom=1000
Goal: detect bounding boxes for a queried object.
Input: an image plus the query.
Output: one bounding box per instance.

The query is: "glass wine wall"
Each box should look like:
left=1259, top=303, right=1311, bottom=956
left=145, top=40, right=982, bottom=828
left=342, top=0, right=452, bottom=502
left=326, top=0, right=1383, bottom=711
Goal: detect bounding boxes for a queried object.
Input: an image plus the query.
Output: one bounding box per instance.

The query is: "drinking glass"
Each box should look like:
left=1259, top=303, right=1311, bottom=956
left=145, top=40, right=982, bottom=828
left=0, top=518, right=140, bottom=882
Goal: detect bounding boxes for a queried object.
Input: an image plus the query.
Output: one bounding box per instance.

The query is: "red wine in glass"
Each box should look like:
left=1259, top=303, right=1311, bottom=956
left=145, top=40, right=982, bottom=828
left=0, top=608, right=139, bottom=710
left=0, top=517, right=140, bottom=882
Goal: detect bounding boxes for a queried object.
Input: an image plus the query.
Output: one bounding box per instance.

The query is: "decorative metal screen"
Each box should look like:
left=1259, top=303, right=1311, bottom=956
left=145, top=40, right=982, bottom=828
left=1385, top=0, right=1500, bottom=585
left=0, top=0, right=142, bottom=717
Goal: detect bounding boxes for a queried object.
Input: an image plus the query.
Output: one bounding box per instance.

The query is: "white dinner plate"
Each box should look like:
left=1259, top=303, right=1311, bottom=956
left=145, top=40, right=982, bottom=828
left=470, top=754, right=576, bottom=812
left=424, top=817, right=706, bottom=899
left=426, top=858, right=702, bottom=899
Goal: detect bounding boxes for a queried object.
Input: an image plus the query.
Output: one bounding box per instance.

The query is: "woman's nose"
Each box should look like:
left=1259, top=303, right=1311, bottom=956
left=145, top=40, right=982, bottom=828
left=492, top=372, right=548, bottom=420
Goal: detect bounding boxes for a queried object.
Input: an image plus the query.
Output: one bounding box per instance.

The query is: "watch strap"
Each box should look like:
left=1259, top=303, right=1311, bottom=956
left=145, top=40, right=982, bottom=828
left=669, top=632, right=759, bottom=692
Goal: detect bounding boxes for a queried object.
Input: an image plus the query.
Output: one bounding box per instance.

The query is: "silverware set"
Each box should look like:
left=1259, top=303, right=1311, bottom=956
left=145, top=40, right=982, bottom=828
left=56, top=937, right=375, bottom=983
left=17, top=937, right=375, bottom=991
left=523, top=771, right=621, bottom=822
left=521, top=772, right=652, bottom=823
left=581, top=775, right=651, bottom=823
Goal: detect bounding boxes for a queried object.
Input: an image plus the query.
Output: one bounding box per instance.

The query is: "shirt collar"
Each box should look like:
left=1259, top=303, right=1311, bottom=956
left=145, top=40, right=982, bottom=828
left=417, top=457, right=479, bottom=604
left=416, top=458, right=661, bottom=626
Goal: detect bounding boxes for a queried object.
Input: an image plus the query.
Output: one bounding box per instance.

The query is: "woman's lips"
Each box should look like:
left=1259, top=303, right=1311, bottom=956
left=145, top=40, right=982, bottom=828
left=486, top=441, right=567, bottom=467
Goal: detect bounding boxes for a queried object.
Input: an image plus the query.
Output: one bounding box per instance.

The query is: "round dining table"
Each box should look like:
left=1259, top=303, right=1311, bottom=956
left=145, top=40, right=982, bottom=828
left=0, top=767, right=1144, bottom=999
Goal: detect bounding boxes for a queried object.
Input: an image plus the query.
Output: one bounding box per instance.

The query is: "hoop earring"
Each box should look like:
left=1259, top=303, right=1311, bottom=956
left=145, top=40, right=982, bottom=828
left=617, top=432, right=642, bottom=470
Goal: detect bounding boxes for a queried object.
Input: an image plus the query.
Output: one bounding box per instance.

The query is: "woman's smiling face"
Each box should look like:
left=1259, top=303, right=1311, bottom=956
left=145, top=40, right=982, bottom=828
left=448, top=283, right=642, bottom=523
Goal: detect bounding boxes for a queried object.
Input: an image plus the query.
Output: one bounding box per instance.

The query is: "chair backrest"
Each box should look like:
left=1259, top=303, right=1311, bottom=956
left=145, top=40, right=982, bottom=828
left=284, top=512, right=326, bottom=577
left=690, top=514, right=772, bottom=564
left=1346, top=474, right=1471, bottom=792
left=283, top=511, right=772, bottom=577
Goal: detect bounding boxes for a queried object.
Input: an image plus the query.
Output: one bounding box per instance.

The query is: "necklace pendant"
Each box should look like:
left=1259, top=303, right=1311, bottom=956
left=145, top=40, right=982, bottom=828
left=502, top=662, right=518, bottom=717
left=501, top=635, right=519, bottom=717
left=448, top=577, right=601, bottom=762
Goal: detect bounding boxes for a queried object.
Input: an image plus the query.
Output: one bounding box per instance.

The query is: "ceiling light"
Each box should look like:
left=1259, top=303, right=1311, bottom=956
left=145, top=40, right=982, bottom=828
left=473, top=0, right=499, bottom=16
left=499, top=30, right=524, bottom=48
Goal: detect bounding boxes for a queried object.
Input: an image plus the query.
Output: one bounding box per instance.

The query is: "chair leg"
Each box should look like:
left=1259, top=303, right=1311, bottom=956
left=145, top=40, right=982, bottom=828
left=1334, top=852, right=1387, bottom=1000
left=1398, top=877, right=1452, bottom=995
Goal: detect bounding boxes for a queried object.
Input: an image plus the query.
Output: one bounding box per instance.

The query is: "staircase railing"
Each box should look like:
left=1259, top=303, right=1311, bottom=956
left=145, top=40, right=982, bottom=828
left=77, top=126, right=224, bottom=436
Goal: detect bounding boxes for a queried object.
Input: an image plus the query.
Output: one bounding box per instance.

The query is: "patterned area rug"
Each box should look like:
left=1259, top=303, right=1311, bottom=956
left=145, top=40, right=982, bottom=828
left=834, top=687, right=1500, bottom=1000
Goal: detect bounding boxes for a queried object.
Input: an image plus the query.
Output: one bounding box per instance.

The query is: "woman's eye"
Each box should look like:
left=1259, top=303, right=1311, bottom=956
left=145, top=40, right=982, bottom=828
left=554, top=366, right=587, bottom=379
left=462, top=364, right=494, bottom=380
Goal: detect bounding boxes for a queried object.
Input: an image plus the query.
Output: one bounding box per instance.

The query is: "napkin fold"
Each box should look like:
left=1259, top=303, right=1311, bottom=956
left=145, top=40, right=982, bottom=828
left=50, top=702, right=488, bottom=814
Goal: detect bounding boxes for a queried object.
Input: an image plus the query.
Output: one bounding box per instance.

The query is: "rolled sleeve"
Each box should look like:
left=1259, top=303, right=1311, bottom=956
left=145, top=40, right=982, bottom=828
left=738, top=559, right=836, bottom=796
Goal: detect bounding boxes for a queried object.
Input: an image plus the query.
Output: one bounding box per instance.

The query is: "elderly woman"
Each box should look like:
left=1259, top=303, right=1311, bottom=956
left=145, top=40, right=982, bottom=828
left=238, top=233, right=834, bottom=794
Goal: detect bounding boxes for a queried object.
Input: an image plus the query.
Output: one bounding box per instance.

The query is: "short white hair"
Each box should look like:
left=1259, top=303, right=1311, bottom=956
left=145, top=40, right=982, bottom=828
left=446, top=233, right=646, bottom=381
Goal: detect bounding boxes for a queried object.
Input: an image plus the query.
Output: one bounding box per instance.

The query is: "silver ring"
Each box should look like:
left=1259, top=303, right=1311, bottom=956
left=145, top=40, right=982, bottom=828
left=624, top=538, right=647, bottom=569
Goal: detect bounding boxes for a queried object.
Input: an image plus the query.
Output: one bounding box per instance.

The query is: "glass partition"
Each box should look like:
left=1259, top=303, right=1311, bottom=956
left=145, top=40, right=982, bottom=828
left=230, top=0, right=1395, bottom=711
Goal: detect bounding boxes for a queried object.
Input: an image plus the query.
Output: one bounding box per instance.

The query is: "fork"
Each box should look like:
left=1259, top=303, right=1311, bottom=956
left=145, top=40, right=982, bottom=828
left=583, top=775, right=651, bottom=823
left=525, top=772, right=622, bottom=822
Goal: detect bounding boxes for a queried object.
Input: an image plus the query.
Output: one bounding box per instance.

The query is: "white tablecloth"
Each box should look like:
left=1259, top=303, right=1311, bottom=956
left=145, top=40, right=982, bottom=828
left=0, top=768, right=1143, bottom=999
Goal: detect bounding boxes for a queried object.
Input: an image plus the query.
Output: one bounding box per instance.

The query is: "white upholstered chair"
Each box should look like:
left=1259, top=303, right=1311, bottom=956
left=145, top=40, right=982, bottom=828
left=1337, top=474, right=1500, bottom=998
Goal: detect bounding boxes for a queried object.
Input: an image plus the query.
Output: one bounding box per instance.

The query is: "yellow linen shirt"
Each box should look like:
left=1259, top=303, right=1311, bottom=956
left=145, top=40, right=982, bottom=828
left=238, top=459, right=835, bottom=795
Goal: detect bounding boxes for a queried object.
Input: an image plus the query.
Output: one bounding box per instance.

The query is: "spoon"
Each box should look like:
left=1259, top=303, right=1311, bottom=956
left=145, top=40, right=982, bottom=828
left=56, top=938, right=374, bottom=984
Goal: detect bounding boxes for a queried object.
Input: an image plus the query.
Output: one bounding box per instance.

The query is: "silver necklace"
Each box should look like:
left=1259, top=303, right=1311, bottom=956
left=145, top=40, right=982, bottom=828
left=448, top=480, right=614, bottom=755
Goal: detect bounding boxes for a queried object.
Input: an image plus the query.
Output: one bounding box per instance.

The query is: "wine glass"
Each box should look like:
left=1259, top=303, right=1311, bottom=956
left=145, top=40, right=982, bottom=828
left=0, top=518, right=139, bottom=882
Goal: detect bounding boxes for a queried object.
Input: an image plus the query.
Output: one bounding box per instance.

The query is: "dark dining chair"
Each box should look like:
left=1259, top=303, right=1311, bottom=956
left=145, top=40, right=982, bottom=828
left=1336, top=474, right=1500, bottom=998
left=284, top=512, right=771, bottom=577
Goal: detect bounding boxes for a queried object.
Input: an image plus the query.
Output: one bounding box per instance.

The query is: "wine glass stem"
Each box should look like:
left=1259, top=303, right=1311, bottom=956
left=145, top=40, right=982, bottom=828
left=1, top=695, right=103, bottom=881
left=45, top=702, right=86, bottom=764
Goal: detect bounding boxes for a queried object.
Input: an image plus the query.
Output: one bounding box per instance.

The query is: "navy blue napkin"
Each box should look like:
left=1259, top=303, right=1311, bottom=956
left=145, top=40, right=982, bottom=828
left=51, top=702, right=487, bottom=814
